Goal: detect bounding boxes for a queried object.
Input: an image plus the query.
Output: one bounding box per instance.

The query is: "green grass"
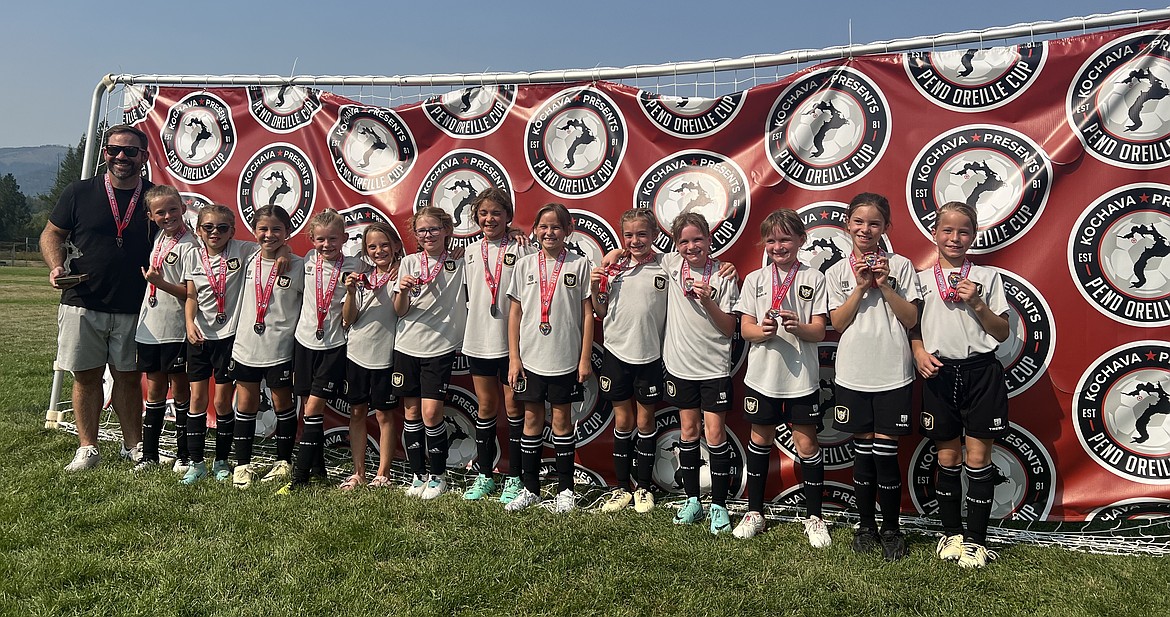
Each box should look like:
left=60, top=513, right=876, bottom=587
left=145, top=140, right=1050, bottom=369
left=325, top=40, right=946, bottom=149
left=0, top=265, right=1166, bottom=617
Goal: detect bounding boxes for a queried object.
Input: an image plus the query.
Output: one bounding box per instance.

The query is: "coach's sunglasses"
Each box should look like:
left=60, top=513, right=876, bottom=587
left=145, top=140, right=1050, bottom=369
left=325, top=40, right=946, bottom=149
left=104, top=145, right=144, bottom=158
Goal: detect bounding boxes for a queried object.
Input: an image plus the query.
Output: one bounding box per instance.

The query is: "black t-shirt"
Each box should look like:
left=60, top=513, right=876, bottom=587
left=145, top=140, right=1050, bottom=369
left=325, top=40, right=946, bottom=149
left=49, top=174, right=156, bottom=313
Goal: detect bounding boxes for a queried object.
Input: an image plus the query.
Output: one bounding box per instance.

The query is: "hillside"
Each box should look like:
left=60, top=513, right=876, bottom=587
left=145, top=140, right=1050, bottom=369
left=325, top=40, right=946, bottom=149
left=0, top=145, right=68, bottom=197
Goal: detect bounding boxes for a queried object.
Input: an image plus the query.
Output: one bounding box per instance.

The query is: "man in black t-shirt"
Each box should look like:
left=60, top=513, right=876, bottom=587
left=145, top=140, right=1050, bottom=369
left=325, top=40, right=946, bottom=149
left=41, top=124, right=155, bottom=471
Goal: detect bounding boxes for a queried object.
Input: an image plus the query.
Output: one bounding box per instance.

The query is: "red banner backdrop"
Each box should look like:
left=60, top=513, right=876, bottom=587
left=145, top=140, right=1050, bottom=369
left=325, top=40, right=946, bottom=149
left=126, top=21, right=1170, bottom=521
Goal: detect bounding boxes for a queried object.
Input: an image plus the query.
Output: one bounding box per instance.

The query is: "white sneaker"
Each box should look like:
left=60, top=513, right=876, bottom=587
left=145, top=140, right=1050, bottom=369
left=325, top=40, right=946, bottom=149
left=505, top=488, right=541, bottom=512
left=119, top=442, right=142, bottom=463
left=65, top=446, right=101, bottom=472
left=261, top=460, right=292, bottom=483
left=172, top=459, right=191, bottom=475
left=803, top=515, right=832, bottom=548
left=599, top=489, right=633, bottom=513
left=132, top=459, right=160, bottom=473
left=733, top=511, right=766, bottom=539
left=232, top=464, right=258, bottom=490
left=553, top=489, right=576, bottom=513
left=936, top=534, right=965, bottom=561
left=420, top=474, right=449, bottom=500
left=958, top=542, right=998, bottom=569
left=405, top=474, right=428, bottom=498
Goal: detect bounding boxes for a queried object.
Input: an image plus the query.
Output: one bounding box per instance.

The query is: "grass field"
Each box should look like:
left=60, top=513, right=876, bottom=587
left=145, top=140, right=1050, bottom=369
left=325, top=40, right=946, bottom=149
left=0, top=265, right=1166, bottom=617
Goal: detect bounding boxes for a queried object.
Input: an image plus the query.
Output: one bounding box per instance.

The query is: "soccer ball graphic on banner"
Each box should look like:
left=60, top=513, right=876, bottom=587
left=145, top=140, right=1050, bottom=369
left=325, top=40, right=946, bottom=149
left=787, top=93, right=864, bottom=164
left=1104, top=218, right=1170, bottom=294
left=1096, top=59, right=1170, bottom=141
left=933, top=151, right=1023, bottom=228
left=545, top=111, right=605, bottom=173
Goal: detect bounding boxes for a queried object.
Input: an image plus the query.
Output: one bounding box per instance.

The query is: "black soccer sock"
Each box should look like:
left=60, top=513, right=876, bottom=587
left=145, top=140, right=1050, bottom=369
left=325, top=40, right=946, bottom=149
left=274, top=408, right=297, bottom=464
left=936, top=463, right=964, bottom=536
left=612, top=428, right=634, bottom=487
left=677, top=439, right=701, bottom=499
left=425, top=422, right=449, bottom=477
left=553, top=433, right=576, bottom=493
left=474, top=416, right=497, bottom=476
left=142, top=401, right=167, bottom=463
left=233, top=411, right=257, bottom=466
left=506, top=416, right=524, bottom=478
left=293, top=414, right=324, bottom=485
left=852, top=437, right=877, bottom=529
left=520, top=433, right=543, bottom=494
left=214, top=413, right=234, bottom=463
left=709, top=440, right=732, bottom=507
left=403, top=420, right=426, bottom=476
left=965, top=464, right=997, bottom=545
left=635, top=430, right=657, bottom=488
left=873, top=437, right=903, bottom=534
left=173, top=399, right=190, bottom=461
left=186, top=408, right=207, bottom=464
left=746, top=440, right=771, bottom=514
left=800, top=451, right=826, bottom=519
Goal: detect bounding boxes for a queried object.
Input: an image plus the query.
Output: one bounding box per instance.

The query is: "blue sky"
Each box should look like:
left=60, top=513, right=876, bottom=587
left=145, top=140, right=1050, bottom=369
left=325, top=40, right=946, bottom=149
left=0, top=1, right=1164, bottom=148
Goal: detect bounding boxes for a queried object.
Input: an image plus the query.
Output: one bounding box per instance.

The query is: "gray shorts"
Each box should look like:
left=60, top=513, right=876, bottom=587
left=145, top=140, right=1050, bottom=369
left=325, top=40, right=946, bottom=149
left=56, top=305, right=138, bottom=373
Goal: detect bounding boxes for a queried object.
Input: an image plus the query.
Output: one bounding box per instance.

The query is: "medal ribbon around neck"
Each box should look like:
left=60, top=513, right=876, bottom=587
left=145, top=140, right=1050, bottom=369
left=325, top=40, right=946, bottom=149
left=538, top=249, right=567, bottom=333
left=418, top=249, right=449, bottom=288
left=598, top=252, right=655, bottom=302
left=362, top=268, right=394, bottom=291
left=198, top=245, right=228, bottom=321
left=147, top=230, right=185, bottom=305
left=934, top=259, right=972, bottom=303
left=103, top=174, right=142, bottom=248
left=680, top=257, right=714, bottom=297
left=315, top=253, right=344, bottom=337
left=771, top=261, right=800, bottom=315
left=482, top=236, right=510, bottom=311
left=253, top=256, right=281, bottom=333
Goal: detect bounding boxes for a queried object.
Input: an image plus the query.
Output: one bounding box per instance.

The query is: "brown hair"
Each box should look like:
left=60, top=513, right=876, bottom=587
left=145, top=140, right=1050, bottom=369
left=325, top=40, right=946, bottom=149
left=361, top=222, right=404, bottom=262
left=670, top=211, right=709, bottom=244
left=472, top=187, right=514, bottom=224
left=935, top=201, right=979, bottom=231
left=531, top=203, right=573, bottom=233
left=104, top=124, right=149, bottom=150
left=143, top=184, right=181, bottom=210
left=306, top=208, right=345, bottom=237
left=197, top=203, right=236, bottom=227
left=619, top=208, right=657, bottom=233
left=409, top=206, right=455, bottom=251
left=759, top=208, right=806, bottom=241
left=252, top=204, right=294, bottom=231
left=847, top=192, right=891, bottom=225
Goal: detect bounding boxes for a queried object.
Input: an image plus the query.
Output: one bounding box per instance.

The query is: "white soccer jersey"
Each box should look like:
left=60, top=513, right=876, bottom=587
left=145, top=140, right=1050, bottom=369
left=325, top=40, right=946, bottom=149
left=463, top=237, right=533, bottom=359
left=294, top=249, right=365, bottom=351
left=346, top=273, right=397, bottom=370
left=182, top=239, right=260, bottom=341
left=231, top=253, right=305, bottom=367
left=135, top=231, right=199, bottom=344
left=508, top=250, right=592, bottom=376
left=393, top=251, right=467, bottom=358
left=660, top=253, right=740, bottom=381
left=733, top=264, right=828, bottom=398
left=601, top=257, right=669, bottom=364
left=916, top=263, right=1009, bottom=361
left=826, top=252, right=922, bottom=392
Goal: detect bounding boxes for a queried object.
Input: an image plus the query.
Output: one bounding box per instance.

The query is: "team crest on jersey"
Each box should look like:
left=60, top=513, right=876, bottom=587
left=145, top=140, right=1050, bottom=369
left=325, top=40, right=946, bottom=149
left=542, top=343, right=612, bottom=446
left=634, top=150, right=749, bottom=257
left=444, top=260, right=457, bottom=273
left=392, top=372, right=404, bottom=388
left=1068, top=183, right=1170, bottom=327
left=773, top=480, right=856, bottom=512
left=416, top=150, right=513, bottom=247
left=637, top=91, right=745, bottom=139
left=920, top=413, right=934, bottom=431
left=561, top=210, right=620, bottom=268
left=226, top=258, right=241, bottom=271
left=160, top=92, right=235, bottom=184
left=1087, top=497, right=1170, bottom=522
left=1073, top=341, right=1170, bottom=484
left=654, top=275, right=667, bottom=290
left=665, top=380, right=677, bottom=398
left=339, top=204, right=399, bottom=259
left=764, top=66, right=890, bottom=191
left=524, top=85, right=627, bottom=199
left=324, top=427, right=380, bottom=460
left=237, top=143, right=316, bottom=236
left=798, top=285, right=814, bottom=301
left=908, top=125, right=1051, bottom=254
left=774, top=342, right=854, bottom=469
left=246, top=85, right=321, bottom=134
left=651, top=406, right=746, bottom=497
left=1067, top=30, right=1170, bottom=169
left=993, top=267, right=1055, bottom=396
left=904, top=42, right=1046, bottom=112
left=909, top=427, right=1055, bottom=520
left=834, top=406, right=849, bottom=424
left=744, top=397, right=759, bottom=414
left=164, top=252, right=179, bottom=265
left=122, top=84, right=157, bottom=126
left=599, top=376, right=612, bottom=392
left=564, top=273, right=577, bottom=287
left=329, top=105, right=416, bottom=195
left=503, top=253, right=516, bottom=267
left=276, top=275, right=291, bottom=288
left=423, top=85, right=516, bottom=138
left=796, top=202, right=893, bottom=275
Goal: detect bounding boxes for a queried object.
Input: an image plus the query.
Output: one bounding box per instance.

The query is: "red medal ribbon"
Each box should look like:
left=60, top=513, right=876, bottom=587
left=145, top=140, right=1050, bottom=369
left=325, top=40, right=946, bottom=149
left=538, top=249, right=567, bottom=328
left=315, top=253, right=344, bottom=335
left=934, top=259, right=972, bottom=303
left=771, top=262, right=800, bottom=314
left=418, top=249, right=449, bottom=287
left=253, top=256, right=281, bottom=330
left=198, top=245, right=228, bottom=318
left=363, top=269, right=394, bottom=291
left=680, top=257, right=714, bottom=297
left=599, top=252, right=655, bottom=298
left=148, top=230, right=185, bottom=304
left=103, top=174, right=142, bottom=248
left=481, top=236, right=509, bottom=309
left=848, top=248, right=886, bottom=289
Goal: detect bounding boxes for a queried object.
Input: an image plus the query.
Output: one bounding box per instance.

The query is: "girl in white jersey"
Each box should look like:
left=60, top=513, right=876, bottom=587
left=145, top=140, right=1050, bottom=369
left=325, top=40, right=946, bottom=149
left=732, top=209, right=831, bottom=546
left=910, top=201, right=1010, bottom=569
left=394, top=206, right=467, bottom=500
left=505, top=203, right=594, bottom=513
left=339, top=222, right=403, bottom=490
left=133, top=185, right=198, bottom=473
left=593, top=209, right=667, bottom=514
left=660, top=212, right=739, bottom=534
left=461, top=188, right=532, bottom=503
left=825, top=192, right=921, bottom=561
left=228, top=205, right=304, bottom=490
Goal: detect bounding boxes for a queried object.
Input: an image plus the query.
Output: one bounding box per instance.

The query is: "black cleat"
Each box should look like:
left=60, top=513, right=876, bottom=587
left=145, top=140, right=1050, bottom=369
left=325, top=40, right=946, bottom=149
left=852, top=527, right=881, bottom=554
left=881, top=530, right=908, bottom=561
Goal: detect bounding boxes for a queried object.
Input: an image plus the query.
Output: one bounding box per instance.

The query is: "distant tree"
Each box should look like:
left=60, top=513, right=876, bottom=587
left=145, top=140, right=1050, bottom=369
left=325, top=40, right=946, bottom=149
left=0, top=174, right=31, bottom=241
left=43, top=124, right=105, bottom=209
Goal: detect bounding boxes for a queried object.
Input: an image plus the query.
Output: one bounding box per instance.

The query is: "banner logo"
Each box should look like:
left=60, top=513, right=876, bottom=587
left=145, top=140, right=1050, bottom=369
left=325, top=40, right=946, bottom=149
left=179, top=192, right=212, bottom=232
left=637, top=92, right=745, bottom=138
left=160, top=92, right=235, bottom=184
left=633, top=150, right=749, bottom=257
left=339, top=204, right=400, bottom=259
left=538, top=459, right=606, bottom=487
left=1068, top=30, right=1170, bottom=169
left=440, top=386, right=492, bottom=472
left=415, top=150, right=514, bottom=248
left=324, top=427, right=380, bottom=460
left=122, top=85, right=157, bottom=126
left=1073, top=341, right=1170, bottom=484
left=246, top=85, right=322, bottom=133
left=904, top=43, right=1046, bottom=112
left=993, top=268, right=1056, bottom=397
left=424, top=85, right=516, bottom=138
left=1087, top=497, right=1170, bottom=522
left=796, top=201, right=893, bottom=276
left=775, top=342, right=854, bottom=469
left=329, top=105, right=416, bottom=195
left=908, top=426, right=1056, bottom=521
left=765, top=67, right=890, bottom=190
left=907, top=125, right=1051, bottom=254
left=562, top=209, right=621, bottom=269
left=525, top=86, right=627, bottom=199
left=542, top=344, right=612, bottom=447
left=651, top=406, right=746, bottom=498
left=1068, top=183, right=1170, bottom=327
left=773, top=480, right=856, bottom=512
left=237, top=143, right=316, bottom=236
